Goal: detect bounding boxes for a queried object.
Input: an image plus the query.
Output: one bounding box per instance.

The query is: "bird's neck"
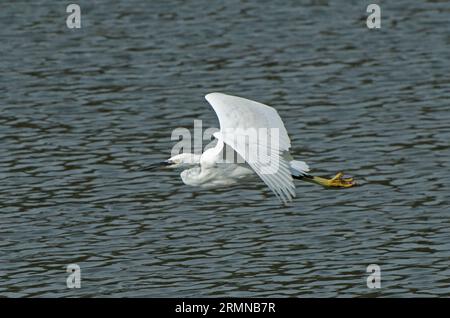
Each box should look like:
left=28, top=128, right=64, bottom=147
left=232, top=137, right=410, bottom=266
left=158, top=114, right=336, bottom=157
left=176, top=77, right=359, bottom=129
left=193, top=154, right=202, bottom=164
left=200, top=142, right=224, bottom=168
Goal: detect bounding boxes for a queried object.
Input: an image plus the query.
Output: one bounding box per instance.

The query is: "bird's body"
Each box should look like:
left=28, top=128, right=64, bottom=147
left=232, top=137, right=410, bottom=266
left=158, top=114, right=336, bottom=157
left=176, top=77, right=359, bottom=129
left=156, top=92, right=355, bottom=203
left=178, top=151, right=308, bottom=189
left=181, top=164, right=253, bottom=188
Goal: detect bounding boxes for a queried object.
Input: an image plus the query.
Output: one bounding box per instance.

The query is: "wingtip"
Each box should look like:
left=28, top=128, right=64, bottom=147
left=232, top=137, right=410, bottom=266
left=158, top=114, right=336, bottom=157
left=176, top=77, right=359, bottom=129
left=205, top=92, right=225, bottom=101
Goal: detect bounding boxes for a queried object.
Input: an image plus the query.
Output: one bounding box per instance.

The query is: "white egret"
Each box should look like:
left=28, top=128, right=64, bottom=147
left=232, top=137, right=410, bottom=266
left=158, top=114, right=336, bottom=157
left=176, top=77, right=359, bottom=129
left=149, top=93, right=355, bottom=203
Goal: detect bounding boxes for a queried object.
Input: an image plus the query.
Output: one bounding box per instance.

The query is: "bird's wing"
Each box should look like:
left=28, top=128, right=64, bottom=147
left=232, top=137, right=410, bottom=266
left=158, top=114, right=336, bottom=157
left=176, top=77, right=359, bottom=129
left=205, top=92, right=295, bottom=203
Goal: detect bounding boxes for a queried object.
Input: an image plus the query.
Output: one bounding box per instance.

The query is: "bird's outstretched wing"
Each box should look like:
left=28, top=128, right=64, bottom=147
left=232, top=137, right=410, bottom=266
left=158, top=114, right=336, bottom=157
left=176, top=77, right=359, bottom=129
left=205, top=92, right=295, bottom=203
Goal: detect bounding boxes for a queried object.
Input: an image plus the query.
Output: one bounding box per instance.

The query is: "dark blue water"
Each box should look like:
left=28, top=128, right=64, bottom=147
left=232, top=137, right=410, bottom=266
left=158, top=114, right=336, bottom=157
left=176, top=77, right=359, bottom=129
left=0, top=0, right=449, bottom=297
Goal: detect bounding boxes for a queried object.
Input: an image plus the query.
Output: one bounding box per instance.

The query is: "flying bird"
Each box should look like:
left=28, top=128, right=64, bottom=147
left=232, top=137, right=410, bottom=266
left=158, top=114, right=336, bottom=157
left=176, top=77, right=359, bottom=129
left=148, top=93, right=355, bottom=203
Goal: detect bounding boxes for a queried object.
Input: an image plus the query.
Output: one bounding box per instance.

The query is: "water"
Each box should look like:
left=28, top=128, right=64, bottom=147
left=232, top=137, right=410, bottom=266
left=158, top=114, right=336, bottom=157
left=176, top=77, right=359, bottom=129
left=0, top=0, right=449, bottom=297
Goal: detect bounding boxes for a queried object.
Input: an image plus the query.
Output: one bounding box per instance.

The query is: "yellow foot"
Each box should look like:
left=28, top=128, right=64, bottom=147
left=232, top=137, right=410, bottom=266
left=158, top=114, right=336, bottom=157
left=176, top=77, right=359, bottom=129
left=327, top=172, right=356, bottom=188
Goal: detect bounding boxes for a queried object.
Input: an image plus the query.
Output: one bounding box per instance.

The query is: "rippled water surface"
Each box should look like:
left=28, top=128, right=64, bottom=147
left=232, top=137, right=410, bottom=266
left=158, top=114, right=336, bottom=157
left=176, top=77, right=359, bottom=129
left=1, top=0, right=449, bottom=297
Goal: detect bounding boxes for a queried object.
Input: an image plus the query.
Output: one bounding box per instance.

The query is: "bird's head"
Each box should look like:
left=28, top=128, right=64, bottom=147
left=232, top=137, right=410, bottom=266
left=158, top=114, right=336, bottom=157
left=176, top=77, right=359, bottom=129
left=143, top=153, right=201, bottom=170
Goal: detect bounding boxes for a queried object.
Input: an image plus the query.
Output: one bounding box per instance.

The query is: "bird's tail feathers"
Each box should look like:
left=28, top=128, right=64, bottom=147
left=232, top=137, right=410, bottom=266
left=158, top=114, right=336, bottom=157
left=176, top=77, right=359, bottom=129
left=290, top=160, right=310, bottom=177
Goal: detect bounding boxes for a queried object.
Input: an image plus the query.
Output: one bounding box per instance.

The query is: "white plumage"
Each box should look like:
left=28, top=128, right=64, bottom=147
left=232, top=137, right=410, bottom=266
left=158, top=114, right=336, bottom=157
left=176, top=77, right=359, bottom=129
left=206, top=93, right=300, bottom=203
left=164, top=92, right=310, bottom=204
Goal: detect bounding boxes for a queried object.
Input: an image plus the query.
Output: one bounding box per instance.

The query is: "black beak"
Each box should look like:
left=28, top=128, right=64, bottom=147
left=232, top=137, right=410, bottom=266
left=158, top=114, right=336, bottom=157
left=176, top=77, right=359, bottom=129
left=140, top=160, right=173, bottom=171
